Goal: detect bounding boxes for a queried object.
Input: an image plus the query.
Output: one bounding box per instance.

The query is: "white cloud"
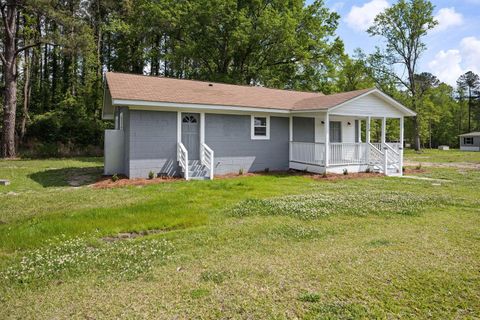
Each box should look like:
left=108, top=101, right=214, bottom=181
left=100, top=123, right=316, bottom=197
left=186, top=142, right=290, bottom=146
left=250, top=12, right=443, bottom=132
left=433, top=7, right=463, bottom=32
left=428, top=36, right=480, bottom=86
left=345, top=0, right=389, bottom=32
left=460, top=37, right=480, bottom=72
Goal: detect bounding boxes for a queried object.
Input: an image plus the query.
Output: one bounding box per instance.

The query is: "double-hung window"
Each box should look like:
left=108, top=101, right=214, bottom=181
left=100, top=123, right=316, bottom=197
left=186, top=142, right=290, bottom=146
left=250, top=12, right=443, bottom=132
left=251, top=115, right=270, bottom=140
left=464, top=137, right=473, bottom=145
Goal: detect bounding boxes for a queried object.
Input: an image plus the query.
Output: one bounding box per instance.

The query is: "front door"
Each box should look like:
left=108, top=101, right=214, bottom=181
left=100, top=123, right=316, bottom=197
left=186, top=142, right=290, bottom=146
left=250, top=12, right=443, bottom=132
left=181, top=113, right=200, bottom=160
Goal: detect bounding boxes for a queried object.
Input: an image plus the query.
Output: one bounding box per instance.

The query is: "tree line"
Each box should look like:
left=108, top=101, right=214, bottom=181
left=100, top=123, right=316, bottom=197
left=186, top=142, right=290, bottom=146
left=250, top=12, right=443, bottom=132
left=0, top=0, right=479, bottom=158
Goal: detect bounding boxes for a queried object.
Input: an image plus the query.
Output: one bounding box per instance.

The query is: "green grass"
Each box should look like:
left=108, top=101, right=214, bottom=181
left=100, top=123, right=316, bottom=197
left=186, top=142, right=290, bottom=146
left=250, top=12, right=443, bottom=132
left=0, top=157, right=479, bottom=318
left=405, top=148, right=480, bottom=163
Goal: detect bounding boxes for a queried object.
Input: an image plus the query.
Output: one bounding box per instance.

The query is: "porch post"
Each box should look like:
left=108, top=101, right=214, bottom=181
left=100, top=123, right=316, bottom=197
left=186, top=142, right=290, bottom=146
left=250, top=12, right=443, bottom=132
left=366, top=116, right=371, bottom=165
left=381, top=117, right=387, bottom=145
left=324, top=113, right=329, bottom=167
left=357, top=120, right=362, bottom=143
left=366, top=116, right=371, bottom=145
left=200, top=112, right=205, bottom=163
left=399, top=116, right=404, bottom=174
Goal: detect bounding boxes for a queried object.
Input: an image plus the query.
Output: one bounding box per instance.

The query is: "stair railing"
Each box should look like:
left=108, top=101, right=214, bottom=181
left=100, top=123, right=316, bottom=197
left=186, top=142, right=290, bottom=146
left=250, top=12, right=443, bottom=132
left=368, top=142, right=385, bottom=173
left=383, top=143, right=401, bottom=174
left=200, top=143, right=214, bottom=180
left=177, top=142, right=189, bottom=180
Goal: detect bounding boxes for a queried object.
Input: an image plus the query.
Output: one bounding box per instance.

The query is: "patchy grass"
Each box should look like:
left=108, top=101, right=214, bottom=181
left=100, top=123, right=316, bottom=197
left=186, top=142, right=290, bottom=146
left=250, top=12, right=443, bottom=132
left=0, top=158, right=479, bottom=318
left=405, top=148, right=480, bottom=164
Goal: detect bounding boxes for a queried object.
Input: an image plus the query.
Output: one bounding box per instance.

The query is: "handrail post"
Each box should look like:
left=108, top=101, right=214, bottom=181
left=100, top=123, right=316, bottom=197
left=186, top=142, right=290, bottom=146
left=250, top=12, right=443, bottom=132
left=384, top=147, right=388, bottom=176
left=185, top=149, right=189, bottom=180
left=210, top=150, right=214, bottom=180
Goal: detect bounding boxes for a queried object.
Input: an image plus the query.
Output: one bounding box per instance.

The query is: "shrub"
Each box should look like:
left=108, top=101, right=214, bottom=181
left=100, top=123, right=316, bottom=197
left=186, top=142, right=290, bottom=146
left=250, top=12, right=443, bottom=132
left=148, top=171, right=155, bottom=180
left=112, top=174, right=119, bottom=182
left=365, top=167, right=371, bottom=173
left=415, top=163, right=422, bottom=170
left=264, top=167, right=270, bottom=173
left=239, top=168, right=244, bottom=175
left=343, top=168, right=348, bottom=175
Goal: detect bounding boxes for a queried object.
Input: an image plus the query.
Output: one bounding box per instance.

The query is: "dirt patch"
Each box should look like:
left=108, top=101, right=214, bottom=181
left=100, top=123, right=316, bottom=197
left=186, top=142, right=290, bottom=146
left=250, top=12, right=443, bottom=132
left=404, top=161, right=480, bottom=170
left=101, top=229, right=167, bottom=242
left=403, top=167, right=427, bottom=175
left=310, top=172, right=382, bottom=181
left=92, top=175, right=181, bottom=189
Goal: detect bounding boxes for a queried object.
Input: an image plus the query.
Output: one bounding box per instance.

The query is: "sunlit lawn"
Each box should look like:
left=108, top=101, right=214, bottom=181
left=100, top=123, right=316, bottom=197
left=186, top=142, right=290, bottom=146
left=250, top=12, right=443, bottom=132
left=405, top=148, right=480, bottom=163
left=0, top=156, right=479, bottom=318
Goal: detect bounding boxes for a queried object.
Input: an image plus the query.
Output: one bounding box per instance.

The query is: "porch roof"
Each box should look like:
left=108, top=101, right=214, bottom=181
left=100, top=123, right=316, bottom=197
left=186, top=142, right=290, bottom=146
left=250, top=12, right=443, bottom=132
left=103, top=72, right=415, bottom=118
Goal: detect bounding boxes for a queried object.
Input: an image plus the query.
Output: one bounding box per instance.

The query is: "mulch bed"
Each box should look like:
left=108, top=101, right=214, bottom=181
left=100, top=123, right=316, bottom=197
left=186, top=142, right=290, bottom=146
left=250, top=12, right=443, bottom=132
left=91, top=175, right=181, bottom=189
left=91, top=169, right=415, bottom=189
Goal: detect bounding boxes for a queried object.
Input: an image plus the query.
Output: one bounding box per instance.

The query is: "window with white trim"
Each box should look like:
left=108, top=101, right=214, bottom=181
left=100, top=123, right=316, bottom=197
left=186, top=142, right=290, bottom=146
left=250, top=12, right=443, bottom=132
left=464, top=137, right=473, bottom=145
left=251, top=115, right=270, bottom=140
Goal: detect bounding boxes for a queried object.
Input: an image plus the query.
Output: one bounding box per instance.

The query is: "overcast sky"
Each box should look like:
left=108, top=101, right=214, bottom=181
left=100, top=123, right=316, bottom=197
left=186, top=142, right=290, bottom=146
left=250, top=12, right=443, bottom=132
left=306, top=0, right=480, bottom=86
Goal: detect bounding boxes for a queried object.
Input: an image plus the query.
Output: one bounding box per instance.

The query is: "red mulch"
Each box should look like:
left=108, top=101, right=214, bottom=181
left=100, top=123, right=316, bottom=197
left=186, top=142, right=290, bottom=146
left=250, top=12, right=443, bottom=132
left=92, top=169, right=413, bottom=189
left=92, top=175, right=181, bottom=189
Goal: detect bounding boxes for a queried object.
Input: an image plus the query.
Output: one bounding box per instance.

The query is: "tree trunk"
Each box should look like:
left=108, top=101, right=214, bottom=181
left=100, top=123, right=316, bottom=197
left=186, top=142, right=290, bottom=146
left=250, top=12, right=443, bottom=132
left=1, top=1, right=19, bottom=158
left=413, top=116, right=421, bottom=151
left=20, top=49, right=31, bottom=141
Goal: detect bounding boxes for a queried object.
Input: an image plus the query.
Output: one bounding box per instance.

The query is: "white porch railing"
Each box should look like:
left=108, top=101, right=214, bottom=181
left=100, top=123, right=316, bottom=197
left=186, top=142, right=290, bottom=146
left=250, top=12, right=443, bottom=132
left=200, top=143, right=214, bottom=180
left=329, top=143, right=367, bottom=165
left=289, top=141, right=402, bottom=176
left=177, top=142, right=189, bottom=180
left=290, top=142, right=325, bottom=165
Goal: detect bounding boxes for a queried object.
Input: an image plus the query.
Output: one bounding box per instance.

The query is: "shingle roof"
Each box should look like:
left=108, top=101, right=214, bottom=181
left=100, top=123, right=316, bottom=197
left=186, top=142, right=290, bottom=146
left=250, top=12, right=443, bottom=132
left=459, top=132, right=480, bottom=137
left=105, top=72, right=374, bottom=111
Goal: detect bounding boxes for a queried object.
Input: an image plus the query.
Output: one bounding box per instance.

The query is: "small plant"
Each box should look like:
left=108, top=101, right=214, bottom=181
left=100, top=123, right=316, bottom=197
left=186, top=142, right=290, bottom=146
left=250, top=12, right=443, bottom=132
left=415, top=163, right=422, bottom=170
left=264, top=167, right=270, bottom=173
left=200, top=270, right=228, bottom=284
left=298, top=291, right=320, bottom=303
left=365, top=167, right=371, bottom=173
left=111, top=174, right=119, bottom=182
left=238, top=168, right=244, bottom=175
left=343, top=168, right=348, bottom=175
left=402, top=166, right=406, bottom=173
left=148, top=171, right=155, bottom=180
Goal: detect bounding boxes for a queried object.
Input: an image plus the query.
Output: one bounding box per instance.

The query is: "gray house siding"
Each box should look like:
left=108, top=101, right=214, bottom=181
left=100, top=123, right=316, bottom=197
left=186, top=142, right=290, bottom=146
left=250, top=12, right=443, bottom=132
left=121, top=107, right=130, bottom=176
left=127, top=110, right=180, bottom=178
left=293, top=117, right=315, bottom=142
left=205, top=114, right=289, bottom=175
left=460, top=135, right=480, bottom=150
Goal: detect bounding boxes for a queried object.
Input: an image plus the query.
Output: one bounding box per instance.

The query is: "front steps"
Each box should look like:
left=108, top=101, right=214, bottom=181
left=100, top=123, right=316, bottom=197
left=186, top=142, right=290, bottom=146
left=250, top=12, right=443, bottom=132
left=182, top=160, right=210, bottom=180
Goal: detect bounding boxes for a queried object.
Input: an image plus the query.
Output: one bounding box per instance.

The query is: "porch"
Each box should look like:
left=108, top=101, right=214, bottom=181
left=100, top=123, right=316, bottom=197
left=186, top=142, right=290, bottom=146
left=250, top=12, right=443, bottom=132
left=288, top=113, right=404, bottom=176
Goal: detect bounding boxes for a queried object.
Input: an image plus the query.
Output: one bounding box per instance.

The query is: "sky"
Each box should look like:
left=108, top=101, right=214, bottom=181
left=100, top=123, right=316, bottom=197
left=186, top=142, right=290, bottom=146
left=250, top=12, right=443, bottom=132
left=306, top=0, right=480, bottom=86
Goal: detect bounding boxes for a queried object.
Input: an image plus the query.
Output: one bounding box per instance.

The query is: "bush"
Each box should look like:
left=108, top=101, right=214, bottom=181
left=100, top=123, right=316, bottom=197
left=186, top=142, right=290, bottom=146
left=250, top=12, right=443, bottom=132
left=148, top=171, right=155, bottom=180
left=112, top=174, right=119, bottom=182
left=238, top=168, right=244, bottom=175
left=343, top=168, right=348, bottom=175
left=416, top=163, right=422, bottom=170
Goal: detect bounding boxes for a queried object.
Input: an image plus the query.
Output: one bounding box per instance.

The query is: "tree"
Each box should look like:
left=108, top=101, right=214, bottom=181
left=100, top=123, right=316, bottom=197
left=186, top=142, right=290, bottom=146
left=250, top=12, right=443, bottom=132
left=367, top=0, right=437, bottom=151
left=457, top=71, right=480, bottom=132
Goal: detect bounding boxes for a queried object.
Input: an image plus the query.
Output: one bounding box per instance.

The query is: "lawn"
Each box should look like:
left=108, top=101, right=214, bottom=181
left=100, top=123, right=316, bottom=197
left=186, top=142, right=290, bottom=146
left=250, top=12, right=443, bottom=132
left=0, top=154, right=479, bottom=319
left=404, top=148, right=480, bottom=164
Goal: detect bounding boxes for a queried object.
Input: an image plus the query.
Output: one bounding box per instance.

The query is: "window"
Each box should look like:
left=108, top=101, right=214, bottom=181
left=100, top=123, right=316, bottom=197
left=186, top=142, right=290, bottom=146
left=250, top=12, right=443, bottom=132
left=182, top=115, right=198, bottom=123
left=251, top=115, right=270, bottom=140
left=329, top=121, right=342, bottom=143
left=464, top=137, right=474, bottom=145
left=115, top=111, right=123, bottom=130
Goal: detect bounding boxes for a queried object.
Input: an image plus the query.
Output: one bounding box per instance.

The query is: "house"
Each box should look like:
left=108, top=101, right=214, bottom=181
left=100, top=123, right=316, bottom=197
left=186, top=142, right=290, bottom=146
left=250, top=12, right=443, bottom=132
left=459, top=132, right=480, bottom=151
left=102, top=72, right=416, bottom=180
